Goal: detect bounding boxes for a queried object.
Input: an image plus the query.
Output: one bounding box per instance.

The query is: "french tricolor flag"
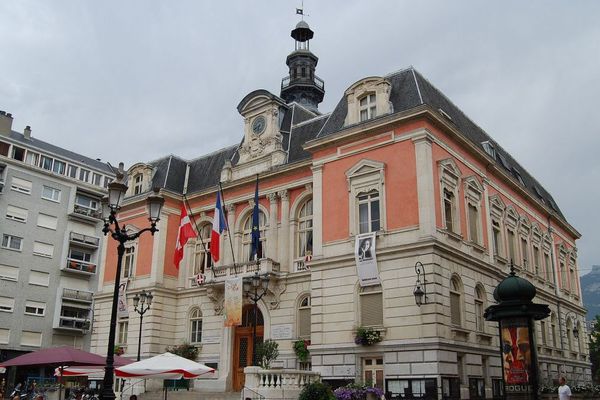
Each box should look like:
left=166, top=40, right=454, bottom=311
left=210, top=191, right=227, bottom=263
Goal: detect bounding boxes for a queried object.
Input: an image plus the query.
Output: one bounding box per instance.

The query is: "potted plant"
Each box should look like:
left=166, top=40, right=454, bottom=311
left=354, top=327, right=382, bottom=346
left=166, top=342, right=199, bottom=360
left=334, top=383, right=384, bottom=400
left=294, top=339, right=311, bottom=363
left=114, top=345, right=125, bottom=356
left=255, top=339, right=279, bottom=369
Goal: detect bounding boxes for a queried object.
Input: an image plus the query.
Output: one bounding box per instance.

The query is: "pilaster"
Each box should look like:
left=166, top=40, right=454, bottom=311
left=413, top=132, right=436, bottom=237
left=311, top=165, right=323, bottom=257
left=482, top=178, right=495, bottom=264
left=268, top=193, right=279, bottom=259
left=223, top=204, right=236, bottom=266
left=278, top=190, right=290, bottom=271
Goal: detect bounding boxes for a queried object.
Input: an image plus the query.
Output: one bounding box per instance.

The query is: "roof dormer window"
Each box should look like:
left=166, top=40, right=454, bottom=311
left=481, top=141, right=495, bottom=159
left=359, top=94, right=377, bottom=122
left=133, top=173, right=143, bottom=195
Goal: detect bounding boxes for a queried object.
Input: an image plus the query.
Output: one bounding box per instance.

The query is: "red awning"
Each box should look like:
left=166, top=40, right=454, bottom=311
left=0, top=346, right=109, bottom=367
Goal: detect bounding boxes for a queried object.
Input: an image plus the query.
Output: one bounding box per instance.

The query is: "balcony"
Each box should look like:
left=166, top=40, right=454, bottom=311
left=281, top=74, right=325, bottom=91
left=69, top=232, right=100, bottom=248
left=57, top=316, right=90, bottom=332
left=64, top=258, right=97, bottom=275
left=210, top=258, right=280, bottom=284
left=71, top=204, right=102, bottom=220
left=62, top=288, right=93, bottom=303
left=293, top=258, right=310, bottom=273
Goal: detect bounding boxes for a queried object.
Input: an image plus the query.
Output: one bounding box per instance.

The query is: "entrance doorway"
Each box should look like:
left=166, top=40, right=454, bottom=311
left=232, top=305, right=264, bottom=391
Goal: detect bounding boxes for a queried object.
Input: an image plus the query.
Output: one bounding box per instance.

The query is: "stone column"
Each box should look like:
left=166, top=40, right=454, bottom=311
left=268, top=193, right=278, bottom=260
left=413, top=132, right=436, bottom=238
left=151, top=210, right=168, bottom=285
left=311, top=165, right=323, bottom=257
left=278, top=190, right=290, bottom=271
left=482, top=178, right=495, bottom=264
left=223, top=204, right=236, bottom=266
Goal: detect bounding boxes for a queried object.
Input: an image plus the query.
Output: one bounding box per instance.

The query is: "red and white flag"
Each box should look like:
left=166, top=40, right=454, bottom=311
left=210, top=191, right=227, bottom=262
left=174, top=204, right=196, bottom=269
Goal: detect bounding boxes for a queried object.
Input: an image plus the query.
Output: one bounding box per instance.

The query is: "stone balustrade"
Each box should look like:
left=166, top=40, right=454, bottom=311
left=243, top=366, right=321, bottom=400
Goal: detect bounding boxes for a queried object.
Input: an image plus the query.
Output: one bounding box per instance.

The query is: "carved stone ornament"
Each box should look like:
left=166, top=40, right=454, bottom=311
left=206, top=285, right=225, bottom=315
left=277, top=190, right=289, bottom=201
left=266, top=277, right=287, bottom=310
left=267, top=192, right=278, bottom=203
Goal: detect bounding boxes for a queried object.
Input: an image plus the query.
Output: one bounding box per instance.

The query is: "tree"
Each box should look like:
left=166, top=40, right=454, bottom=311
left=590, top=315, right=600, bottom=383
left=166, top=342, right=199, bottom=360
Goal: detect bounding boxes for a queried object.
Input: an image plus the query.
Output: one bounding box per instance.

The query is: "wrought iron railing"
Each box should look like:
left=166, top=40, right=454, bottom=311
left=69, top=232, right=100, bottom=247
left=73, top=204, right=102, bottom=219
left=65, top=258, right=97, bottom=274
left=281, top=75, right=325, bottom=90
left=62, top=288, right=93, bottom=302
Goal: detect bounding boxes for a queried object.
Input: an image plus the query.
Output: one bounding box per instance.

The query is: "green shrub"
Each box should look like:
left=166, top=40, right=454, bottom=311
left=255, top=339, right=279, bottom=369
left=166, top=342, right=199, bottom=360
left=299, top=381, right=335, bottom=400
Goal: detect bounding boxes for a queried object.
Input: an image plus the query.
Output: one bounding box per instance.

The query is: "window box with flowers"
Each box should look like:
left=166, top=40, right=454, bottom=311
left=354, top=327, right=382, bottom=346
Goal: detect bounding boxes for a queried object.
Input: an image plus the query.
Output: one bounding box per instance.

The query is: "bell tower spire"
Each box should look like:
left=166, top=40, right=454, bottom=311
left=280, top=13, right=325, bottom=112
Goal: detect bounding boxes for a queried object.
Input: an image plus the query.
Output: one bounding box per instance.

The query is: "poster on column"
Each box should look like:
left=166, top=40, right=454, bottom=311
left=500, top=317, right=533, bottom=397
left=224, top=277, right=243, bottom=327
left=354, top=232, right=381, bottom=287
left=117, top=280, right=129, bottom=318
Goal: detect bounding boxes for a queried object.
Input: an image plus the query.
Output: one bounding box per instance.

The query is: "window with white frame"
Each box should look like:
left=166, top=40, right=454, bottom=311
left=450, top=276, right=463, bottom=326
left=193, top=224, right=212, bottom=276
left=41, top=186, right=61, bottom=202
left=37, top=213, right=58, bottom=230
left=133, top=173, right=143, bottom=195
left=11, top=146, right=25, bottom=161
left=533, top=245, right=541, bottom=276
left=53, top=160, right=66, bottom=175
left=296, top=198, right=313, bottom=259
left=540, top=320, right=547, bottom=346
left=359, top=285, right=383, bottom=327
left=0, top=264, right=19, bottom=281
left=67, top=164, right=78, bottom=178
left=189, top=308, right=202, bottom=344
left=357, top=190, right=380, bottom=234
left=79, top=168, right=90, bottom=182
left=464, top=177, right=483, bottom=245
left=11, top=177, right=32, bottom=194
left=0, top=328, right=9, bottom=344
left=2, top=234, right=23, bottom=251
left=492, top=220, right=503, bottom=257
left=41, top=155, right=53, bottom=170
left=569, top=255, right=577, bottom=295
left=521, top=237, right=529, bottom=270
left=25, top=151, right=39, bottom=166
left=21, top=331, right=42, bottom=347
left=33, top=241, right=54, bottom=258
left=0, top=296, right=15, bottom=313
left=359, top=94, right=377, bottom=121
left=6, top=205, right=28, bottom=223
left=92, top=173, right=101, bottom=186
left=241, top=210, right=267, bottom=261
left=29, top=270, right=49, bottom=287
left=24, top=301, right=46, bottom=316
left=117, top=320, right=128, bottom=345
left=75, top=194, right=99, bottom=211
left=346, top=159, right=386, bottom=236
left=474, top=285, right=485, bottom=332
left=439, top=159, right=461, bottom=235
left=123, top=246, right=136, bottom=278
left=104, top=177, right=113, bottom=188
left=297, top=295, right=311, bottom=339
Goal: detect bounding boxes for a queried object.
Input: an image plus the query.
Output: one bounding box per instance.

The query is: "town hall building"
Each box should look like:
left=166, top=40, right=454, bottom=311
left=90, top=20, right=590, bottom=399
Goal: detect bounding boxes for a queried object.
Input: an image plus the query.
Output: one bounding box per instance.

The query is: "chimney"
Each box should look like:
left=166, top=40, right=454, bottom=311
left=24, top=126, right=32, bottom=140
left=0, top=110, right=14, bottom=136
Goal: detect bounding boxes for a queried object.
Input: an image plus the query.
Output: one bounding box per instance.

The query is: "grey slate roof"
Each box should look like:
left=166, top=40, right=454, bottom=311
left=6, top=129, right=113, bottom=173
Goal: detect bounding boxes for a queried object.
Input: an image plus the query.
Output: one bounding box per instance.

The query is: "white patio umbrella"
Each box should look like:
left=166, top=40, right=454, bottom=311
left=114, top=352, right=215, bottom=379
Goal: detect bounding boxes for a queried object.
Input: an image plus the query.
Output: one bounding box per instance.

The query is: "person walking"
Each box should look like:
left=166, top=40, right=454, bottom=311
left=558, top=377, right=572, bottom=400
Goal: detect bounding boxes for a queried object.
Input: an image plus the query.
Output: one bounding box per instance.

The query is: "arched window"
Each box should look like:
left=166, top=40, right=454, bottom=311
left=450, top=277, right=463, bottom=326
left=242, top=210, right=267, bottom=261
left=193, top=224, right=212, bottom=275
left=296, top=198, right=313, bottom=259
left=297, top=295, right=311, bottom=339
left=359, top=285, right=383, bottom=327
left=189, top=308, right=202, bottom=344
left=358, top=190, right=380, bottom=234
left=474, top=285, right=485, bottom=332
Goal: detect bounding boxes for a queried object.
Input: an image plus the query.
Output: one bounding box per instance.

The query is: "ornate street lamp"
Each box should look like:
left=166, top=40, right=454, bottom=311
left=413, top=261, right=427, bottom=306
left=243, top=272, right=270, bottom=366
left=132, top=290, right=153, bottom=361
left=100, top=166, right=164, bottom=400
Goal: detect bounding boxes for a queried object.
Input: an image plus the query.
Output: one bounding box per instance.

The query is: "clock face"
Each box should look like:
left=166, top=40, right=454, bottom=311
left=252, top=116, right=266, bottom=135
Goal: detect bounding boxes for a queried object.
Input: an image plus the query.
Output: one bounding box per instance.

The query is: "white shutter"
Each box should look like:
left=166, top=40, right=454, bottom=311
left=33, top=241, right=54, bottom=257
left=21, top=331, right=42, bottom=347
left=0, top=328, right=9, bottom=344
left=0, top=296, right=15, bottom=312
left=0, top=264, right=19, bottom=281
left=37, top=213, right=58, bottom=230
left=11, top=177, right=32, bottom=194
left=29, top=270, right=50, bottom=287
left=6, top=205, right=28, bottom=222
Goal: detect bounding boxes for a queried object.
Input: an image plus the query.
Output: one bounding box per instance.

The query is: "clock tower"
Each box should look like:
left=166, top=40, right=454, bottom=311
left=280, top=21, right=325, bottom=112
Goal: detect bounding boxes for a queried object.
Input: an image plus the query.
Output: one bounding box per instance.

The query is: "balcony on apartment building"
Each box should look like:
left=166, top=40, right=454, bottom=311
left=56, top=288, right=93, bottom=333
left=62, top=288, right=93, bottom=303
left=69, top=192, right=102, bottom=222
left=63, top=234, right=99, bottom=275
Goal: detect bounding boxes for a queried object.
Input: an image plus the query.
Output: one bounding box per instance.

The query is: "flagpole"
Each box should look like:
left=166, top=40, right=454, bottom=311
left=219, top=182, right=238, bottom=274
left=182, top=194, right=212, bottom=279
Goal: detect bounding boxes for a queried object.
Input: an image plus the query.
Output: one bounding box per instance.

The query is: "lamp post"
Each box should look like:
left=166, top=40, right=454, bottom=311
left=100, top=167, right=164, bottom=400
left=132, top=290, right=153, bottom=361
left=413, top=261, right=427, bottom=306
left=243, top=271, right=270, bottom=366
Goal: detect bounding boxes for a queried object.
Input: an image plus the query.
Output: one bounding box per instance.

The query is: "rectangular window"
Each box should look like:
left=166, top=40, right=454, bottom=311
left=25, top=151, right=39, bottom=166
left=133, top=174, right=143, bottom=195
left=468, top=204, right=479, bottom=243
left=41, top=155, right=53, bottom=170
left=0, top=141, right=8, bottom=156
left=20, top=331, right=42, bottom=347
left=0, top=264, right=19, bottom=281
left=6, top=205, right=28, bottom=222
left=123, top=246, right=135, bottom=278
left=492, top=220, right=501, bottom=256
left=92, top=173, right=101, bottom=186
left=358, top=191, right=380, bottom=233
left=443, top=189, right=455, bottom=232
left=29, top=270, right=50, bottom=287
left=79, top=168, right=90, bottom=182
left=75, top=194, right=99, bottom=210
left=507, top=229, right=516, bottom=263
left=52, top=160, right=66, bottom=175
left=25, top=301, right=46, bottom=316
left=541, top=320, right=547, bottom=346
left=41, top=186, right=61, bottom=202
left=37, top=213, right=58, bottom=230
left=118, top=320, right=129, bottom=345
left=533, top=246, right=541, bottom=275
left=469, top=378, right=485, bottom=400
left=11, top=177, right=32, bottom=194
left=492, top=379, right=504, bottom=400
left=0, top=328, right=9, bottom=344
left=103, top=177, right=113, bottom=188
left=560, top=262, right=567, bottom=289
left=67, top=165, right=78, bottom=178
left=33, top=241, right=54, bottom=258
left=442, top=377, right=460, bottom=400
left=2, top=234, right=23, bottom=251
left=450, top=292, right=461, bottom=325
left=521, top=238, right=529, bottom=269
left=360, top=286, right=383, bottom=326
left=386, top=379, right=437, bottom=399
left=475, top=300, right=484, bottom=331
left=544, top=253, right=554, bottom=282
left=0, top=296, right=15, bottom=312
left=11, top=146, right=25, bottom=161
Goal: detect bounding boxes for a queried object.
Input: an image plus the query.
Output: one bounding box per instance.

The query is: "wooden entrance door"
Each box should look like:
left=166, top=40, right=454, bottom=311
left=232, top=305, right=264, bottom=391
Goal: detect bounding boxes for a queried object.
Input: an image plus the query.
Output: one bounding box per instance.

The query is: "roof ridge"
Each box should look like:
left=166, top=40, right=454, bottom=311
left=186, top=144, right=238, bottom=163
left=384, top=65, right=415, bottom=79
left=292, top=112, right=330, bottom=128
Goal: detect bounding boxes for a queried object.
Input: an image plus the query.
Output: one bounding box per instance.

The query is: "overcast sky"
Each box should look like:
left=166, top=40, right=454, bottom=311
left=1, top=1, right=599, bottom=273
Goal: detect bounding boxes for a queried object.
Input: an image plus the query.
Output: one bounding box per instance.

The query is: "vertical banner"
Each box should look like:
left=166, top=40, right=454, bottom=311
left=500, top=317, right=533, bottom=397
left=354, top=232, right=381, bottom=287
left=224, top=277, right=243, bottom=327
left=117, top=280, right=129, bottom=318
